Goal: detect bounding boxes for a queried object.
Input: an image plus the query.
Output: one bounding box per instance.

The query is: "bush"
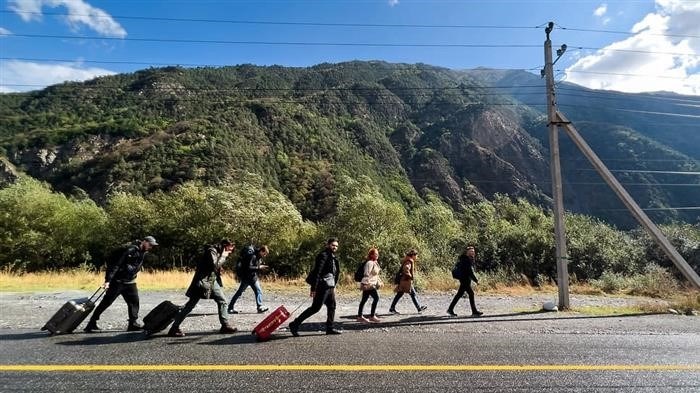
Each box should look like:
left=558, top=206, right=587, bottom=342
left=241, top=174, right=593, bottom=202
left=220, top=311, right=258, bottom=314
left=591, top=271, right=629, bottom=293
left=627, top=264, right=680, bottom=298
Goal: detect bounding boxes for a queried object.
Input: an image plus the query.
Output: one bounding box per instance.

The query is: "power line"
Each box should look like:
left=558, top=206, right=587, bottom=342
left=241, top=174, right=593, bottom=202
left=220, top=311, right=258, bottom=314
left=559, top=69, right=692, bottom=80
left=1, top=33, right=542, bottom=48
left=573, top=169, right=700, bottom=176
left=4, top=10, right=699, bottom=40
left=556, top=23, right=700, bottom=39
left=5, top=57, right=693, bottom=84
left=598, top=207, right=700, bottom=211
left=568, top=45, right=699, bottom=57
left=3, top=31, right=696, bottom=56
left=0, top=10, right=542, bottom=30
left=0, top=82, right=546, bottom=91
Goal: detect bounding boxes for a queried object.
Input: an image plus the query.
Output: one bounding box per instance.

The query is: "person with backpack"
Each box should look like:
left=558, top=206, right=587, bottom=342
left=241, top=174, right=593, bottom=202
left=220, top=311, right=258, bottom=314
left=167, top=239, right=238, bottom=337
left=84, top=236, right=158, bottom=333
left=228, top=245, right=270, bottom=314
left=388, top=249, right=427, bottom=314
left=288, top=238, right=342, bottom=337
left=357, top=247, right=383, bottom=323
left=447, top=246, right=483, bottom=317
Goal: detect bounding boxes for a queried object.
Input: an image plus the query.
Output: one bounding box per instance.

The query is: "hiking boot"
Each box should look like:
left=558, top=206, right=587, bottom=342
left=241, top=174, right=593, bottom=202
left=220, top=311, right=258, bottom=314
left=257, top=306, right=269, bottom=313
left=326, top=329, right=342, bottom=335
left=368, top=316, right=381, bottom=323
left=127, top=322, right=143, bottom=332
left=356, top=316, right=370, bottom=323
left=168, top=328, right=185, bottom=337
left=220, top=324, right=238, bottom=334
left=289, top=321, right=300, bottom=337
left=83, top=321, right=101, bottom=333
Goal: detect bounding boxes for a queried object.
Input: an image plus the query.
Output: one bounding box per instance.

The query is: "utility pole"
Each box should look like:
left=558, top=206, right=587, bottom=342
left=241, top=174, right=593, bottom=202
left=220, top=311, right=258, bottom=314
left=542, top=22, right=570, bottom=310
left=540, top=22, right=700, bottom=292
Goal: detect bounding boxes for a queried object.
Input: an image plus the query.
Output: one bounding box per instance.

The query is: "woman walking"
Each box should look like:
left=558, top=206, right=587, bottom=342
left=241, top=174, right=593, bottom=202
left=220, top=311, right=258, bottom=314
left=357, top=248, right=383, bottom=323
left=388, top=249, right=427, bottom=314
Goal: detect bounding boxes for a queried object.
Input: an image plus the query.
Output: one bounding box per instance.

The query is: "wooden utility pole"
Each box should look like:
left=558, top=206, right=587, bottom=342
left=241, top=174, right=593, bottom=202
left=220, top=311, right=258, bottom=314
left=542, top=22, right=700, bottom=292
left=543, top=22, right=570, bottom=310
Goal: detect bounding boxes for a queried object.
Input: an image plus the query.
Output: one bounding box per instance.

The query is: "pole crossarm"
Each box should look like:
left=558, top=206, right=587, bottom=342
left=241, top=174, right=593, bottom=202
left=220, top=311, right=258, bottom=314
left=555, top=111, right=700, bottom=289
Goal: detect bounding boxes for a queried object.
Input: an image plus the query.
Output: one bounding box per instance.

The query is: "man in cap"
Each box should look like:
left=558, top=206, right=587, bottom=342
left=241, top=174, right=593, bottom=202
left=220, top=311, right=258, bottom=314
left=85, top=236, right=158, bottom=332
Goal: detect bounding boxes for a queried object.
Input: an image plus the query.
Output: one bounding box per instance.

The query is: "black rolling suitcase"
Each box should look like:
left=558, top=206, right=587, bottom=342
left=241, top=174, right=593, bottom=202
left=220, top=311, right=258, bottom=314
left=41, top=287, right=105, bottom=335
left=142, top=300, right=181, bottom=337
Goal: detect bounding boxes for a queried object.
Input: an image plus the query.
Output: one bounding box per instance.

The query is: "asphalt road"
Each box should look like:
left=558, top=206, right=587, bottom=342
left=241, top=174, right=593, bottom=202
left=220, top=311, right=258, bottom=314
left=1, top=291, right=698, bottom=392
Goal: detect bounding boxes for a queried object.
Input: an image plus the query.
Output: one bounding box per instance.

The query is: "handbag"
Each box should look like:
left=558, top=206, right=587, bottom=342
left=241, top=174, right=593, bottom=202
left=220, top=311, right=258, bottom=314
left=198, top=278, right=213, bottom=298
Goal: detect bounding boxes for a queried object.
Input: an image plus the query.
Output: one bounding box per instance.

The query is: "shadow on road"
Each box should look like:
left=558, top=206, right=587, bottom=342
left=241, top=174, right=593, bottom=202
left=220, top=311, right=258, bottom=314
left=55, top=332, right=146, bottom=346
left=0, top=331, right=50, bottom=341
left=4, top=311, right=666, bottom=346
left=336, top=311, right=667, bottom=331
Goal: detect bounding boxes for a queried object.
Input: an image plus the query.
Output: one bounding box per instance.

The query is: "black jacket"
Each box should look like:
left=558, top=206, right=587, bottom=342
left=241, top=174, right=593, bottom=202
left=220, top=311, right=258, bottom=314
left=456, top=254, right=479, bottom=283
left=185, top=245, right=228, bottom=299
left=307, top=248, right=340, bottom=291
left=238, top=251, right=264, bottom=282
left=105, top=243, right=145, bottom=284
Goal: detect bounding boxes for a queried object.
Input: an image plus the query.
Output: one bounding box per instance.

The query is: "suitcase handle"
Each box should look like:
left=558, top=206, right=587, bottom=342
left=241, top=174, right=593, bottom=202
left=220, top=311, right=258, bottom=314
left=89, top=287, right=107, bottom=303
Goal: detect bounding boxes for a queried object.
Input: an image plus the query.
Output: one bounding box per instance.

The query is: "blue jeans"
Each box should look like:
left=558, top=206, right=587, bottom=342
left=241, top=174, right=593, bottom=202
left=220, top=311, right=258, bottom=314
left=229, top=278, right=263, bottom=310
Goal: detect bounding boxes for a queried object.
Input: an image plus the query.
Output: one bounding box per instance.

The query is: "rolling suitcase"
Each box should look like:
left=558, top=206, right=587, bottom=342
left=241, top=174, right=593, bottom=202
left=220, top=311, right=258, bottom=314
left=252, top=305, right=291, bottom=342
left=142, top=300, right=181, bottom=337
left=41, top=287, right=105, bottom=335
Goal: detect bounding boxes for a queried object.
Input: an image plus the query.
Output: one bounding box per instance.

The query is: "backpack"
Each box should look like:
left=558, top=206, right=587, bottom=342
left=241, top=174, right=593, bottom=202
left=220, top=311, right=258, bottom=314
left=393, top=267, right=402, bottom=285
left=451, top=259, right=464, bottom=280
left=235, top=245, right=256, bottom=275
left=354, top=261, right=367, bottom=282
left=105, top=244, right=130, bottom=268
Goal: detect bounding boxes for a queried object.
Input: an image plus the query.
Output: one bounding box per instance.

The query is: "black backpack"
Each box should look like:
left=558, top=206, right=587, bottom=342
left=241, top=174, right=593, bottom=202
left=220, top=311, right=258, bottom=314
left=235, top=245, right=256, bottom=274
left=354, top=261, right=367, bottom=282
left=451, top=259, right=464, bottom=280
left=105, top=244, right=130, bottom=269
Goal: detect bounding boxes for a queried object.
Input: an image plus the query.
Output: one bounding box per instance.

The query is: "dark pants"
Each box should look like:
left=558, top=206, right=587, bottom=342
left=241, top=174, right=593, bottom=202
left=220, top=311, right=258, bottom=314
left=292, top=283, right=336, bottom=331
left=229, top=277, right=263, bottom=310
left=358, top=288, right=379, bottom=317
left=448, top=280, right=478, bottom=313
left=89, top=282, right=139, bottom=324
left=171, top=283, right=228, bottom=330
left=390, top=286, right=422, bottom=312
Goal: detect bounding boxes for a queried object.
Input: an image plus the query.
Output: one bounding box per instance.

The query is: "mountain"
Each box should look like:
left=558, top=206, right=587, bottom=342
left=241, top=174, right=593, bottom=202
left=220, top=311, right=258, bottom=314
left=1, top=61, right=698, bottom=227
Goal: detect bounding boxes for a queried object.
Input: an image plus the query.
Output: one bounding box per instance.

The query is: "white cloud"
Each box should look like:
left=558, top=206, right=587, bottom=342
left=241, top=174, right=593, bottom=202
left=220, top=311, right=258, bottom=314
left=566, top=0, right=700, bottom=95
left=594, top=4, right=608, bottom=17
left=0, top=60, right=116, bottom=92
left=388, top=0, right=399, bottom=7
left=0, top=27, right=12, bottom=36
left=8, top=0, right=126, bottom=38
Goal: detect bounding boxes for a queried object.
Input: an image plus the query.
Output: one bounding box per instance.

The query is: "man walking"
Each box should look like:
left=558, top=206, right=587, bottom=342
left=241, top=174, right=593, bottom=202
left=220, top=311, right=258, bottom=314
left=84, top=236, right=158, bottom=332
left=289, top=238, right=341, bottom=336
left=168, top=239, right=238, bottom=337
left=228, top=245, right=270, bottom=314
left=447, top=246, right=483, bottom=317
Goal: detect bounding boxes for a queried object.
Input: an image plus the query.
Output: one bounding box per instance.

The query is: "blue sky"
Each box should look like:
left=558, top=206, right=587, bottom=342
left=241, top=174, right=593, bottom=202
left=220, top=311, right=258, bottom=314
left=0, top=0, right=698, bottom=94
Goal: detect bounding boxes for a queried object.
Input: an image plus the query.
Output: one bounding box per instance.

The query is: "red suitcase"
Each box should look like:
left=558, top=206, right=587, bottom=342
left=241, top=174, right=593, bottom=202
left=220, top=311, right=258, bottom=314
left=252, top=305, right=290, bottom=342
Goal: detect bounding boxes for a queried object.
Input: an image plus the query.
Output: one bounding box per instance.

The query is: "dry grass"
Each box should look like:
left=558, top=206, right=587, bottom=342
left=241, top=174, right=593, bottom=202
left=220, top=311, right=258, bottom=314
left=1, top=268, right=698, bottom=317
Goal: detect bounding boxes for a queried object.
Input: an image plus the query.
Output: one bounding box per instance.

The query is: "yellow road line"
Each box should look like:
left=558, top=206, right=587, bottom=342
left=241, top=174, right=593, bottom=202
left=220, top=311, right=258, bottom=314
left=1, top=364, right=699, bottom=372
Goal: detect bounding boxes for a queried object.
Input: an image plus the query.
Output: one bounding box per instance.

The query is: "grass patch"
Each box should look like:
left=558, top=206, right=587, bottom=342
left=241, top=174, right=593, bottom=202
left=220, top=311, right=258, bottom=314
left=571, top=305, right=649, bottom=316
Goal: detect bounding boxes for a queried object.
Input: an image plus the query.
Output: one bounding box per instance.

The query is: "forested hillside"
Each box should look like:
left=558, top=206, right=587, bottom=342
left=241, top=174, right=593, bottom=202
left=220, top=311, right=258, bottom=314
left=0, top=61, right=698, bottom=280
